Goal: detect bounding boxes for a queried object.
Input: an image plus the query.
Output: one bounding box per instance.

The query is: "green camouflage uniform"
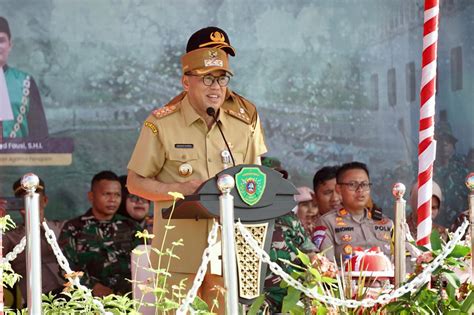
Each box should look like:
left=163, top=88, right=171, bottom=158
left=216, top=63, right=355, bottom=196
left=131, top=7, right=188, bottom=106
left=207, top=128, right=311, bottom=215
left=264, top=213, right=316, bottom=312
left=434, top=155, right=468, bottom=227
left=59, top=209, right=142, bottom=294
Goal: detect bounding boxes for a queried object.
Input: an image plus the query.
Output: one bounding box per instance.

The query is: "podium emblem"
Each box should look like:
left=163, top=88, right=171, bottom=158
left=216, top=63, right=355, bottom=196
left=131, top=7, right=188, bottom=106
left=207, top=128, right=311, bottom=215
left=235, top=167, right=266, bottom=206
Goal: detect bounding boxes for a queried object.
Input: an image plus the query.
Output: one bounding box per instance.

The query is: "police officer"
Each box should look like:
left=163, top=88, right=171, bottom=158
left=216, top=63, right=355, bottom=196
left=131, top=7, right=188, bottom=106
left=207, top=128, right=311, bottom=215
left=127, top=26, right=267, bottom=311
left=314, top=162, right=393, bottom=265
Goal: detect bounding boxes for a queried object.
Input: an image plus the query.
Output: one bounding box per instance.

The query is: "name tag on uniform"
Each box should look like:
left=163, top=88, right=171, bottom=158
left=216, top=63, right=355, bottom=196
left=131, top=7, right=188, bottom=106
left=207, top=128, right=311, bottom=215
left=175, top=144, right=194, bottom=149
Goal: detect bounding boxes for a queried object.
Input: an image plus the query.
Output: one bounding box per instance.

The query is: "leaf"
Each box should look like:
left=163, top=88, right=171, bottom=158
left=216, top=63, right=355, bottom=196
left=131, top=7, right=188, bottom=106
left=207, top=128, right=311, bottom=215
left=446, top=282, right=457, bottom=302
left=247, top=294, right=266, bottom=315
left=443, top=272, right=461, bottom=289
left=191, top=296, right=209, bottom=311
left=296, top=249, right=311, bottom=267
left=281, top=286, right=301, bottom=313
left=430, top=229, right=442, bottom=251
left=447, top=245, right=470, bottom=258
left=461, top=290, right=474, bottom=313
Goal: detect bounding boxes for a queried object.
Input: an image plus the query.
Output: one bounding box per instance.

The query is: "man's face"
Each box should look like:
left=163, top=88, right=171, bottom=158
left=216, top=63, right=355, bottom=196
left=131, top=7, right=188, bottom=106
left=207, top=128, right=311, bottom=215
left=0, top=32, right=12, bottom=67
left=182, top=70, right=228, bottom=116
left=313, top=178, right=342, bottom=215
left=336, top=169, right=371, bottom=213
left=88, top=180, right=121, bottom=220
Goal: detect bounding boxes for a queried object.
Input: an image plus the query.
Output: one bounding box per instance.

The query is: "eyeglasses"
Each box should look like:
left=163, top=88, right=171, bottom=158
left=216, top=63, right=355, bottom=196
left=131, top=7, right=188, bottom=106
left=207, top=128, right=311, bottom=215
left=338, top=181, right=372, bottom=191
left=127, top=194, right=148, bottom=203
left=187, top=74, right=231, bottom=87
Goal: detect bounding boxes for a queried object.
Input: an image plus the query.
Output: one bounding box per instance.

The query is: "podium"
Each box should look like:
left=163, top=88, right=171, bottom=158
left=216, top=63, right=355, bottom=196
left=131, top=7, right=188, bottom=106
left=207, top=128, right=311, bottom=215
left=163, top=164, right=297, bottom=304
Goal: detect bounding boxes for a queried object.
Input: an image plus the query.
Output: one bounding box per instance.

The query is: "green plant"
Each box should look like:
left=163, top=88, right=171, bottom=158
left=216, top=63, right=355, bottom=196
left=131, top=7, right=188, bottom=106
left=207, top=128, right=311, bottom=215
left=252, top=229, right=473, bottom=315
left=2, top=192, right=218, bottom=314
left=384, top=230, right=473, bottom=314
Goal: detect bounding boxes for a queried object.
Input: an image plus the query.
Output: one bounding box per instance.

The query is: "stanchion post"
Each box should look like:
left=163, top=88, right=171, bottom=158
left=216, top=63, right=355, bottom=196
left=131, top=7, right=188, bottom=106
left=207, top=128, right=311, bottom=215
left=465, top=173, right=474, bottom=286
left=392, top=183, right=407, bottom=288
left=217, top=174, right=239, bottom=315
left=22, top=173, right=43, bottom=314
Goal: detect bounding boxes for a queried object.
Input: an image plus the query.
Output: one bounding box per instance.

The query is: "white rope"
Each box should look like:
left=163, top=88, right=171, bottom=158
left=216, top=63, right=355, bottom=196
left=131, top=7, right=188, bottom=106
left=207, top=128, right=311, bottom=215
left=236, top=219, right=469, bottom=308
left=177, top=221, right=220, bottom=315
left=1, top=236, right=26, bottom=264
left=42, top=221, right=112, bottom=315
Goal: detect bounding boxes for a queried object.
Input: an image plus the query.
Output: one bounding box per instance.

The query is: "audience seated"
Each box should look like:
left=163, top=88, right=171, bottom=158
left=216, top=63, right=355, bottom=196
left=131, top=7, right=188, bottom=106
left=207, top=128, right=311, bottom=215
left=0, top=177, right=64, bottom=305
left=118, top=175, right=153, bottom=233
left=314, top=162, right=393, bottom=265
left=294, top=186, right=318, bottom=235
left=58, top=171, right=141, bottom=297
left=312, top=165, right=342, bottom=218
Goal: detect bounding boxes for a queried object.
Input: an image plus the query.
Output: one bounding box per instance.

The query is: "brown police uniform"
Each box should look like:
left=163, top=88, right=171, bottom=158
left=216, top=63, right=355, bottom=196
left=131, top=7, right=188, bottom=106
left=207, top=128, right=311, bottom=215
left=314, top=208, right=393, bottom=265
left=127, top=91, right=267, bottom=273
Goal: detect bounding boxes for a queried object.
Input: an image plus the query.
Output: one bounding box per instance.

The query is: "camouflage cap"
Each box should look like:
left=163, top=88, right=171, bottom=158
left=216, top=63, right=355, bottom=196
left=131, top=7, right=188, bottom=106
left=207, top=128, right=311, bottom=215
left=13, top=176, right=45, bottom=196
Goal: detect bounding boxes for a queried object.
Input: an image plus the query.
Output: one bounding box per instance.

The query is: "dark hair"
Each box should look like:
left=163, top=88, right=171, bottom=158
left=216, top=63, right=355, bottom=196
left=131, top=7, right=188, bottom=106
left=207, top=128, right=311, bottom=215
left=117, top=175, right=131, bottom=218
left=336, top=162, right=370, bottom=183
left=90, top=170, right=120, bottom=190
left=312, top=166, right=340, bottom=191
left=0, top=17, right=11, bottom=39
left=13, top=176, right=46, bottom=196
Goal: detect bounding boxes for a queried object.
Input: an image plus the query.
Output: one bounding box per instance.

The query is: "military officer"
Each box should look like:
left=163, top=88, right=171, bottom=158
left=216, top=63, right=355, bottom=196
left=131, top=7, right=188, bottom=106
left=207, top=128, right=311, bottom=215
left=314, top=162, right=393, bottom=265
left=127, top=26, right=267, bottom=311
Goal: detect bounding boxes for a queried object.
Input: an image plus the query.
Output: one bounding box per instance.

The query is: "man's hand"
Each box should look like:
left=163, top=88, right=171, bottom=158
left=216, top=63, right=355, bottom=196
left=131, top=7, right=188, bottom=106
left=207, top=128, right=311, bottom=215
left=0, top=199, right=7, bottom=217
left=92, top=282, right=113, bottom=297
left=180, top=179, right=204, bottom=196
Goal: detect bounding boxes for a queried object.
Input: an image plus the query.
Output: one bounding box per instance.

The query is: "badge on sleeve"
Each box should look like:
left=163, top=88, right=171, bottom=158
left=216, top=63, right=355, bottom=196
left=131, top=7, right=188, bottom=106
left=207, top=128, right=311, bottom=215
left=144, top=121, right=158, bottom=135
left=311, top=226, right=327, bottom=251
left=178, top=163, right=193, bottom=177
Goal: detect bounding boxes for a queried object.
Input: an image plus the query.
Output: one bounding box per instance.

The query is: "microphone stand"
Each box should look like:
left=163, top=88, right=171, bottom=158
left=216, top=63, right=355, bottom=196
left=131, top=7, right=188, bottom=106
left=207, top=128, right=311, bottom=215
left=206, top=107, right=236, bottom=167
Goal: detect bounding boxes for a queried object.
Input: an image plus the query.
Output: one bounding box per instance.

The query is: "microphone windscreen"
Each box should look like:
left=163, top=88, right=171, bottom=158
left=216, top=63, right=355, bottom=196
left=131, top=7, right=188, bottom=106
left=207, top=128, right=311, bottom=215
left=206, top=107, right=216, bottom=117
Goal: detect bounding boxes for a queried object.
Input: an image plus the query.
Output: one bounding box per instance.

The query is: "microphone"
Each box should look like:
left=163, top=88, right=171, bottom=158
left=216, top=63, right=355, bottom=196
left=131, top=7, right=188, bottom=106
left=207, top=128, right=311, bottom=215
left=206, top=107, right=235, bottom=167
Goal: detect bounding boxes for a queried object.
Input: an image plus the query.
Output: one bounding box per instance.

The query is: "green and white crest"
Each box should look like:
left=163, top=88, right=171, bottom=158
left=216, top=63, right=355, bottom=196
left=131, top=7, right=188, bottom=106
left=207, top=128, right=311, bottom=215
left=235, top=167, right=266, bottom=206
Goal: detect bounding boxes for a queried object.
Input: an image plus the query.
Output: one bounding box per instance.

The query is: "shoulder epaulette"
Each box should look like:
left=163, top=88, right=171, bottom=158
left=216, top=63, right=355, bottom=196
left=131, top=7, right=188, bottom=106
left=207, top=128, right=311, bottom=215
left=151, top=92, right=185, bottom=119
left=222, top=91, right=258, bottom=125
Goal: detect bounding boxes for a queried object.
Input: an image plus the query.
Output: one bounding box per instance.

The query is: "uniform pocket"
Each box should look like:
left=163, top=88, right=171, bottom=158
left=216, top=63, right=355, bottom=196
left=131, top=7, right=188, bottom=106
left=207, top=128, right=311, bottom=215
left=168, top=149, right=199, bottom=162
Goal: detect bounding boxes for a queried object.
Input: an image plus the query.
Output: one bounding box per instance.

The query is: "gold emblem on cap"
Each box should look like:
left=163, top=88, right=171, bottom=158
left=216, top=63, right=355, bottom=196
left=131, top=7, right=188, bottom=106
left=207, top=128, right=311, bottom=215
left=178, top=163, right=193, bottom=177
left=210, top=31, right=225, bottom=43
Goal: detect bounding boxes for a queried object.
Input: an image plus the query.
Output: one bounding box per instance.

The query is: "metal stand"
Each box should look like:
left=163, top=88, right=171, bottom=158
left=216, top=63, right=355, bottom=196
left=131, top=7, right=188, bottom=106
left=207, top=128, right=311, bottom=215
left=465, top=173, right=474, bottom=287
left=22, top=173, right=43, bottom=314
left=217, top=174, right=239, bottom=315
left=392, top=183, right=407, bottom=288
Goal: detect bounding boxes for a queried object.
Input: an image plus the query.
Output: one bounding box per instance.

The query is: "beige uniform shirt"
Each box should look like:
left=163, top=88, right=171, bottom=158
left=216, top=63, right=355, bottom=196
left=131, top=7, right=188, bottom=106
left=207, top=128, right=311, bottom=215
left=314, top=208, right=393, bottom=265
left=128, top=91, right=267, bottom=273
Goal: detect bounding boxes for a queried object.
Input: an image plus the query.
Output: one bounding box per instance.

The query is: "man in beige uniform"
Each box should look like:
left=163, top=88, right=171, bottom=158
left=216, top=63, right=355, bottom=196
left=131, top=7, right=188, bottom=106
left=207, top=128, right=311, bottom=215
left=127, top=26, right=267, bottom=311
left=314, top=162, right=393, bottom=266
